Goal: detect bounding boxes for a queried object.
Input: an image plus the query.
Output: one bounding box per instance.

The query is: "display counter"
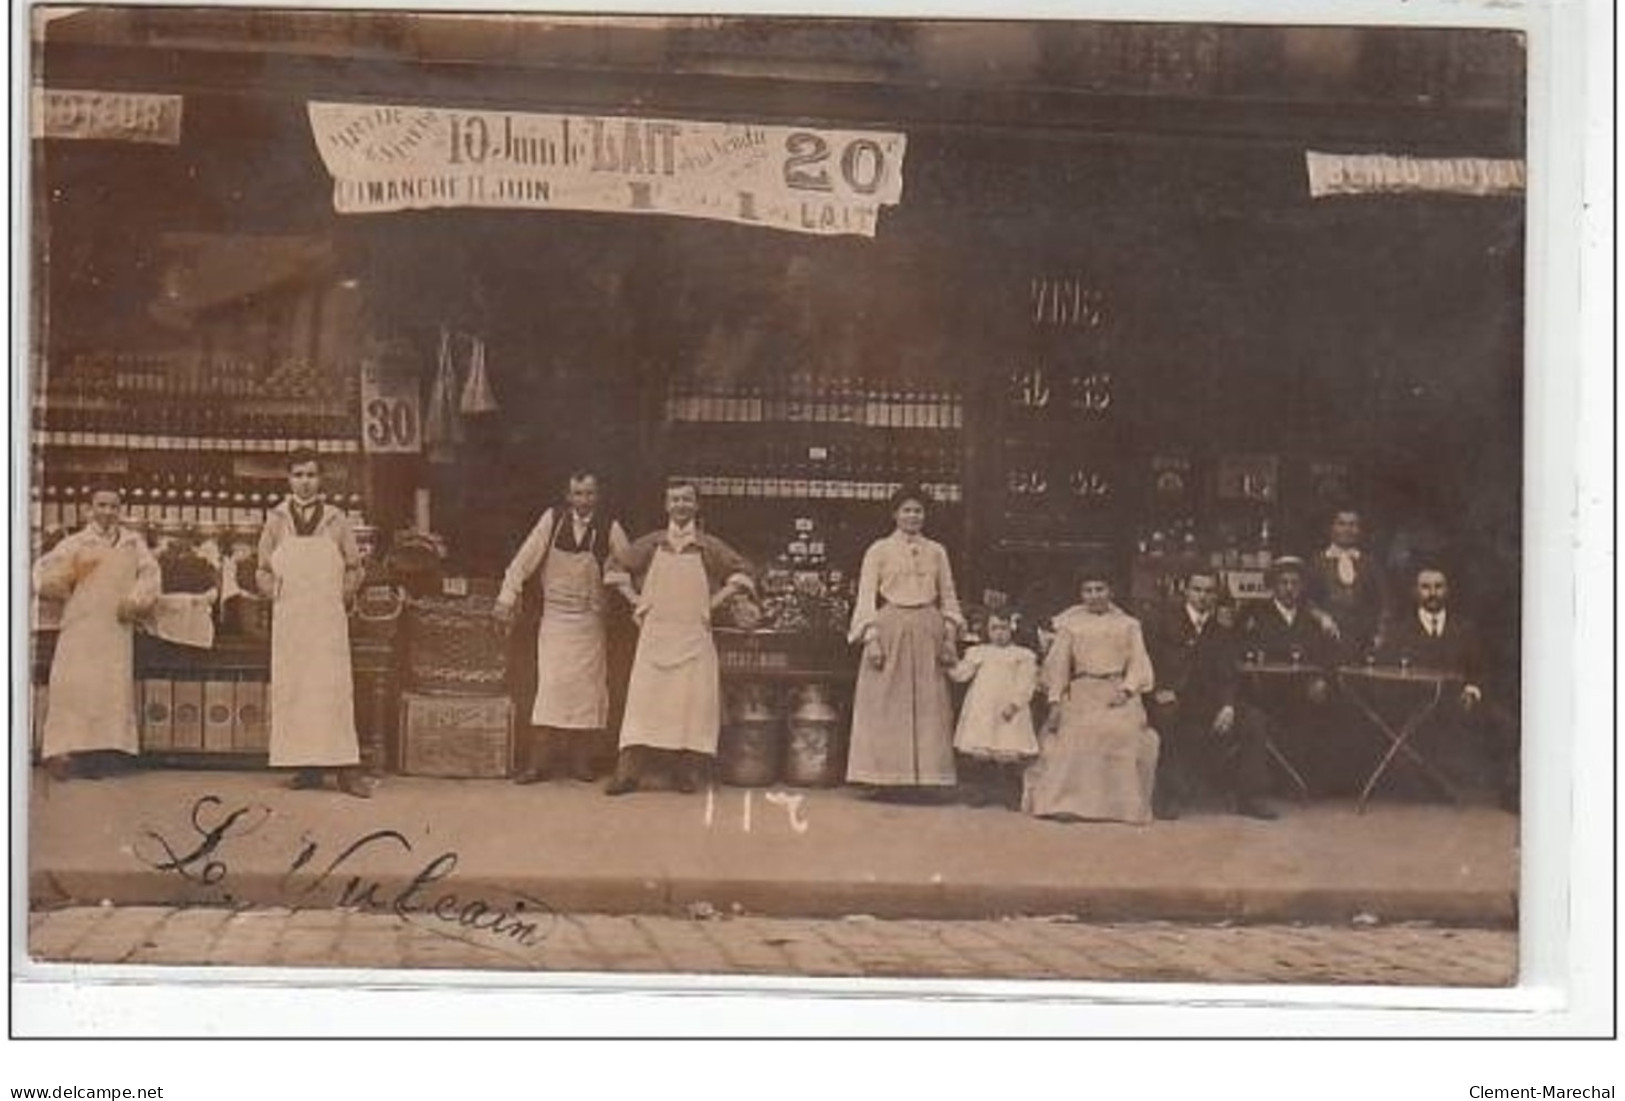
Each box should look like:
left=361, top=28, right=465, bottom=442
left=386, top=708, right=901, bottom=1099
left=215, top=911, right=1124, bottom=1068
left=30, top=629, right=398, bottom=775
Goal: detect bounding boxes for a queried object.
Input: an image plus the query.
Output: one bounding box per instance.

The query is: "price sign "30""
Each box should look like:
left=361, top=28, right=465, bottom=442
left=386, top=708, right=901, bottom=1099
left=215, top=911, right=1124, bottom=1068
left=359, top=362, right=422, bottom=454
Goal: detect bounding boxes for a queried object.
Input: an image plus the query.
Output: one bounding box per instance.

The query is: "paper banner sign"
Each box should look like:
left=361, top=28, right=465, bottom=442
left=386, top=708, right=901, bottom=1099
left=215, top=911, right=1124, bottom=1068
left=1306, top=150, right=1525, bottom=199
left=33, top=88, right=183, bottom=145
left=307, top=101, right=907, bottom=238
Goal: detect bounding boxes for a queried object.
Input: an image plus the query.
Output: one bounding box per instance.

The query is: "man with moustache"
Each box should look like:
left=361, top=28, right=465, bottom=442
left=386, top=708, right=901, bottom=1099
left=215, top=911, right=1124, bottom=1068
left=603, top=479, right=755, bottom=796
left=1374, top=564, right=1519, bottom=809
left=495, top=470, right=631, bottom=784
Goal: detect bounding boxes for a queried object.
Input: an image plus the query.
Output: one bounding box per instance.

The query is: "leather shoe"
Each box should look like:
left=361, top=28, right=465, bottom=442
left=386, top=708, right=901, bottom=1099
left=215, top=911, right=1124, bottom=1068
left=1153, top=797, right=1181, bottom=821
left=43, top=756, right=74, bottom=783
left=512, top=767, right=547, bottom=786
left=287, top=769, right=325, bottom=791
left=675, top=770, right=700, bottom=794
left=604, top=775, right=639, bottom=796
left=1236, top=798, right=1278, bottom=821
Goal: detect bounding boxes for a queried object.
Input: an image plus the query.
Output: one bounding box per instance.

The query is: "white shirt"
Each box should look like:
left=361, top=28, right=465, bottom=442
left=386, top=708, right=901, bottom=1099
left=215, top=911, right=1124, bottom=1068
left=1418, top=609, right=1447, bottom=637
left=569, top=511, right=593, bottom=544
left=666, top=521, right=698, bottom=553
left=1185, top=606, right=1210, bottom=632
left=1272, top=600, right=1298, bottom=626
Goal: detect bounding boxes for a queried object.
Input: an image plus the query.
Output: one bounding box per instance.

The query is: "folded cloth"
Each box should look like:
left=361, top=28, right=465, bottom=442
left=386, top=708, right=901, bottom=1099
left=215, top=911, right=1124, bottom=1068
left=142, top=592, right=216, bottom=649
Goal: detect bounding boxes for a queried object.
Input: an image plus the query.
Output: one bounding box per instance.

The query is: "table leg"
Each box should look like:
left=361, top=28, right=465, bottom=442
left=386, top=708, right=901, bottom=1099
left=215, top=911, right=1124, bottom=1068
left=1348, top=680, right=1455, bottom=812
left=1264, top=740, right=1311, bottom=802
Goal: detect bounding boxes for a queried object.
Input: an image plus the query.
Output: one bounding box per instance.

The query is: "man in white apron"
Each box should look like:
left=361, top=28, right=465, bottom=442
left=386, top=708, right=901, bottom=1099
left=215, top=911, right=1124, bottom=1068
left=256, top=451, right=371, bottom=798
left=495, top=471, right=630, bottom=783
left=604, top=480, right=755, bottom=795
left=33, top=485, right=160, bottom=781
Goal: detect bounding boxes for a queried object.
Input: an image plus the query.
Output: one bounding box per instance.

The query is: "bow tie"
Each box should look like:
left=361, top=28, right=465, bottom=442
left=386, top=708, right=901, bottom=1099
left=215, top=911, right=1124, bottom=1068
left=1326, top=546, right=1360, bottom=585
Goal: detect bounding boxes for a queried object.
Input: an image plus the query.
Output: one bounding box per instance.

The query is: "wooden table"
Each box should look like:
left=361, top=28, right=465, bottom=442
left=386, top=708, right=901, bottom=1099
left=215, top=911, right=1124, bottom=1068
left=1336, top=664, right=1465, bottom=812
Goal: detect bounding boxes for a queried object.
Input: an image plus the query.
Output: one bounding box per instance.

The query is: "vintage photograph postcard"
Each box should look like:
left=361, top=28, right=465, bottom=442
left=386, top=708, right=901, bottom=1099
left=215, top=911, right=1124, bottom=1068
left=21, top=3, right=1536, bottom=1001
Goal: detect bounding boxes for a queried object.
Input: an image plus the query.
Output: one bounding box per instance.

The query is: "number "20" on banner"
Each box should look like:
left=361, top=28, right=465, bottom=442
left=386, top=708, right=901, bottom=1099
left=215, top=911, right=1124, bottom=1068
left=782, top=132, right=891, bottom=196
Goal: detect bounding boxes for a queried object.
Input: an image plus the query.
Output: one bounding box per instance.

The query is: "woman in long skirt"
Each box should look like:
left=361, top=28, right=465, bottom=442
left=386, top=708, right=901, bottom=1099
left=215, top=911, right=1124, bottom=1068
left=845, top=484, right=965, bottom=795
left=1024, top=566, right=1160, bottom=824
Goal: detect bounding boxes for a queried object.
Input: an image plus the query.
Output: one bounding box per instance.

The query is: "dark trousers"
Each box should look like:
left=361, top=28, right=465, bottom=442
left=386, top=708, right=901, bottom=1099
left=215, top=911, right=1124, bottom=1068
left=517, top=726, right=608, bottom=778
left=1148, top=698, right=1270, bottom=807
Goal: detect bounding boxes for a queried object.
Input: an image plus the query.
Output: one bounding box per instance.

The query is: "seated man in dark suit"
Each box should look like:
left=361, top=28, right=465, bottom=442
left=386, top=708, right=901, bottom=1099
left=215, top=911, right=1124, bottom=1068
left=1374, top=564, right=1519, bottom=808
left=1145, top=569, right=1276, bottom=821
left=1239, top=555, right=1342, bottom=792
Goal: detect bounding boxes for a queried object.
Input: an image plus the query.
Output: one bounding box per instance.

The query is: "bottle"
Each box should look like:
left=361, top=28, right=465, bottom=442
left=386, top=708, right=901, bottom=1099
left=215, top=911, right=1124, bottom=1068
left=128, top=480, right=149, bottom=526
left=42, top=481, right=62, bottom=532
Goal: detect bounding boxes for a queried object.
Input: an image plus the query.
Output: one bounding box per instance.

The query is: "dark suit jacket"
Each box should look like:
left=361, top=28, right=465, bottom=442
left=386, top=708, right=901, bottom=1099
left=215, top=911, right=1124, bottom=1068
left=1145, top=604, right=1241, bottom=722
left=1240, top=600, right=1339, bottom=669
left=1306, top=549, right=1388, bottom=655
left=1375, top=609, right=1486, bottom=689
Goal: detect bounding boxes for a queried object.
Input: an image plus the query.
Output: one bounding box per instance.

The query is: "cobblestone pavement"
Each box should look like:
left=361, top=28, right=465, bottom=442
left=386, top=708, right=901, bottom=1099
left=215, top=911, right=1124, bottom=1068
left=28, top=906, right=1516, bottom=986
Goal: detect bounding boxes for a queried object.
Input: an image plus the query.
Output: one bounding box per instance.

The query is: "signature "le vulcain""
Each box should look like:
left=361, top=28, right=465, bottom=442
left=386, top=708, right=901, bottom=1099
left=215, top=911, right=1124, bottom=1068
left=287, top=829, right=551, bottom=948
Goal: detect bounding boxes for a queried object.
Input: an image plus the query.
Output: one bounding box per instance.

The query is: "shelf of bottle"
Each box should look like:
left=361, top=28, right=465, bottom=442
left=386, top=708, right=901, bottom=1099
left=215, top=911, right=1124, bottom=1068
left=33, top=431, right=361, bottom=455
left=666, top=400, right=963, bottom=430
left=674, top=477, right=963, bottom=503
left=30, top=505, right=366, bottom=536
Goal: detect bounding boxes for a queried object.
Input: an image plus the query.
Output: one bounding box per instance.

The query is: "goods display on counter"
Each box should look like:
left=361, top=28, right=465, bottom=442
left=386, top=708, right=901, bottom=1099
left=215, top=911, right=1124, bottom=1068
left=405, top=594, right=508, bottom=695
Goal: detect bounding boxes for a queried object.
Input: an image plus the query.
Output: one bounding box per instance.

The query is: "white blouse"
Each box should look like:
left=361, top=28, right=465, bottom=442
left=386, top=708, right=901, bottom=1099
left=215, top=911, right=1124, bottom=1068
left=848, top=530, right=965, bottom=643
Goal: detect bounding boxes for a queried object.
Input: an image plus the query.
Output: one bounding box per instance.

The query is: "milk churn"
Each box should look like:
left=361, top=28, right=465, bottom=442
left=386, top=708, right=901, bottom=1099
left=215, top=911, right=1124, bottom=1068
left=719, top=681, right=782, bottom=787
left=783, top=681, right=844, bottom=787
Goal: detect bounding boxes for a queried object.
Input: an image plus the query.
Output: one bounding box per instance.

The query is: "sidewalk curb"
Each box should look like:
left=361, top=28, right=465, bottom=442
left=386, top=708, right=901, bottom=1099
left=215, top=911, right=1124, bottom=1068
left=30, top=869, right=1518, bottom=927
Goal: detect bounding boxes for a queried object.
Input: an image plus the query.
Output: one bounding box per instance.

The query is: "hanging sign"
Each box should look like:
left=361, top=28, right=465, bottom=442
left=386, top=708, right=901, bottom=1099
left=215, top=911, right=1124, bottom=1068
left=359, top=360, right=422, bottom=455
left=1305, top=150, right=1525, bottom=199
left=307, top=101, right=907, bottom=238
left=32, top=88, right=183, bottom=145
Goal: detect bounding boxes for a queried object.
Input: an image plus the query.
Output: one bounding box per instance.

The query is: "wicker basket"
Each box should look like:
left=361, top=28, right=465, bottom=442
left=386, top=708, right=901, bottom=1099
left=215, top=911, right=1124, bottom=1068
left=351, top=585, right=405, bottom=643
left=406, top=595, right=507, bottom=695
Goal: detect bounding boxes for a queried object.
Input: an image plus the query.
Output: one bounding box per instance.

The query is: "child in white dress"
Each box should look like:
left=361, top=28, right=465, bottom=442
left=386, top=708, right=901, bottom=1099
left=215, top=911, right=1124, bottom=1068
left=949, top=611, right=1040, bottom=808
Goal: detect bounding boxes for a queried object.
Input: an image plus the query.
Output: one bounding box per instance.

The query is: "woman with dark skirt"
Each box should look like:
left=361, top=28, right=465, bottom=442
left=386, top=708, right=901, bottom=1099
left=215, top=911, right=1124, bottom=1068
left=845, top=484, right=965, bottom=798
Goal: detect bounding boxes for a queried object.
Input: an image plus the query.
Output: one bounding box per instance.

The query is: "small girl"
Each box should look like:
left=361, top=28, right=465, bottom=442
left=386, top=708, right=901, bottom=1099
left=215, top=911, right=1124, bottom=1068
left=949, top=610, right=1040, bottom=808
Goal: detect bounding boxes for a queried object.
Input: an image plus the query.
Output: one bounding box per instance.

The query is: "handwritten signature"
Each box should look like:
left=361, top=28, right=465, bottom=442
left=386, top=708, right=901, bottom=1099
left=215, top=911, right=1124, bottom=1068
left=133, top=796, right=557, bottom=961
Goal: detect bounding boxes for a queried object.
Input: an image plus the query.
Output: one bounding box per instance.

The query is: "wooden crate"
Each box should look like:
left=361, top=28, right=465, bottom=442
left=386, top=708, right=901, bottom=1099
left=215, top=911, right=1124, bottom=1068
left=204, top=680, right=236, bottom=752
left=398, top=692, right=514, bottom=779
left=171, top=681, right=204, bottom=750
left=232, top=680, right=269, bottom=752
left=140, top=680, right=172, bottom=750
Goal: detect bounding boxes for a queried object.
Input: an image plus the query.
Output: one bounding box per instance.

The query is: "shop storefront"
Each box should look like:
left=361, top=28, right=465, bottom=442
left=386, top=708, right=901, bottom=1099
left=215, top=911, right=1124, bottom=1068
left=28, top=11, right=1526, bottom=782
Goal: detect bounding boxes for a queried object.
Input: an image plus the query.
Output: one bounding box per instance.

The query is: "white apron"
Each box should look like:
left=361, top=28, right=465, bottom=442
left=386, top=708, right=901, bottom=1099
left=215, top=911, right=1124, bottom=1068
left=43, top=535, right=141, bottom=757
left=532, top=543, right=609, bottom=730
left=619, top=547, right=720, bottom=754
left=268, top=532, right=359, bottom=768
